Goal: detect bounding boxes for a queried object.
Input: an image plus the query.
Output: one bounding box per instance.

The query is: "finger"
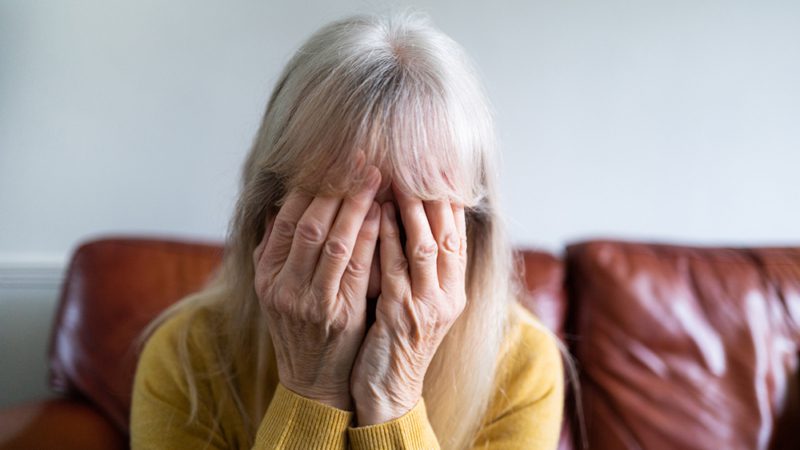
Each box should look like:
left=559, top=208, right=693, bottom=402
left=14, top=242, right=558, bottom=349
left=380, top=202, right=410, bottom=297
left=423, top=200, right=460, bottom=290
left=312, top=167, right=381, bottom=295
left=253, top=217, right=275, bottom=269
left=338, top=201, right=381, bottom=299
left=282, top=195, right=342, bottom=283
left=260, top=191, right=313, bottom=275
left=392, top=184, right=438, bottom=295
left=452, top=204, right=466, bottom=239
left=452, top=203, right=467, bottom=261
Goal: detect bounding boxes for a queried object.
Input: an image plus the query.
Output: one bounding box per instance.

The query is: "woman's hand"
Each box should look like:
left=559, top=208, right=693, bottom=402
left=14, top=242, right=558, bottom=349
left=252, top=164, right=382, bottom=411
left=350, top=185, right=468, bottom=425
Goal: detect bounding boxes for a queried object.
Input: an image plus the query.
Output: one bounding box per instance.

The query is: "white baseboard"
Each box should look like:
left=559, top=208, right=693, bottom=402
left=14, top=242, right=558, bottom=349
left=0, top=261, right=65, bottom=290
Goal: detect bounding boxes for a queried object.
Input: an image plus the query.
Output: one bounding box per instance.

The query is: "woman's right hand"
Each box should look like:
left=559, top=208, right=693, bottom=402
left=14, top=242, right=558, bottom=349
left=252, top=164, right=382, bottom=411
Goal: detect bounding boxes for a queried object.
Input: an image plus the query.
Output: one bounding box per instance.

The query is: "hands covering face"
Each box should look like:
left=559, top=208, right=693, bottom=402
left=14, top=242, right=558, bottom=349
left=252, top=162, right=467, bottom=424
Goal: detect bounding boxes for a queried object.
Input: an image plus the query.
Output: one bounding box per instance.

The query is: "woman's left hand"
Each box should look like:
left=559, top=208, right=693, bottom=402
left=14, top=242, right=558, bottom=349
left=350, top=185, right=468, bottom=426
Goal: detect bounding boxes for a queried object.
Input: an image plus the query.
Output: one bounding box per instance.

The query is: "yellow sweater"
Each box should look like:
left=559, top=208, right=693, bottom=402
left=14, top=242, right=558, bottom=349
left=130, top=302, right=564, bottom=449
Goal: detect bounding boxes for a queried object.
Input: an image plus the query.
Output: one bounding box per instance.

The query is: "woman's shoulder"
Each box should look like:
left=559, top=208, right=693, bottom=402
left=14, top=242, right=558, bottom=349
left=134, top=302, right=219, bottom=385
left=471, top=303, right=566, bottom=448
left=487, top=301, right=565, bottom=418
left=503, top=301, right=563, bottom=366
left=131, top=300, right=244, bottom=447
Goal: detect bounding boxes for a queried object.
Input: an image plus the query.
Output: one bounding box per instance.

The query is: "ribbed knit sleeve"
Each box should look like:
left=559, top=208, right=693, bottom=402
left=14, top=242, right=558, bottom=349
left=348, top=398, right=439, bottom=449
left=253, top=383, right=352, bottom=449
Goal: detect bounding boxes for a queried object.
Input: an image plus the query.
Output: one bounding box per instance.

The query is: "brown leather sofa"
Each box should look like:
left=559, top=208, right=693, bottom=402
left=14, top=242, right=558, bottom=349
left=1, top=237, right=798, bottom=449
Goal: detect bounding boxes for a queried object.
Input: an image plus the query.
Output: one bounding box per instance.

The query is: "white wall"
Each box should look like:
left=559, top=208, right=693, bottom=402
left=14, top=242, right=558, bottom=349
left=1, top=0, right=799, bottom=405
left=2, top=0, right=799, bottom=262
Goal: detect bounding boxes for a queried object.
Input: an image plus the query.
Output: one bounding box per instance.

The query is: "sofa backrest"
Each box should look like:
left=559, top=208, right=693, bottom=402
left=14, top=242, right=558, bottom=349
left=566, top=241, right=800, bottom=449
left=516, top=250, right=568, bottom=338
left=48, top=238, right=224, bottom=433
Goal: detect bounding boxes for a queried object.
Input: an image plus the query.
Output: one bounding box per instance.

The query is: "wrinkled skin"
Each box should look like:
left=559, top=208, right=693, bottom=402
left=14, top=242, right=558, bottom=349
left=252, top=162, right=467, bottom=425
left=351, top=186, right=468, bottom=425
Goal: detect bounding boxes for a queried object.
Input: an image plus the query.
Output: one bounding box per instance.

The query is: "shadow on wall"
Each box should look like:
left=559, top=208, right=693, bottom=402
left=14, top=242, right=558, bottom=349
left=0, top=287, right=61, bottom=406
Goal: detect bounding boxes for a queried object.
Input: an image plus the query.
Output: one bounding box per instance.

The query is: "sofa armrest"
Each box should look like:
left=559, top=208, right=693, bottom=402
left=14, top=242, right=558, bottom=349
left=0, top=397, right=125, bottom=450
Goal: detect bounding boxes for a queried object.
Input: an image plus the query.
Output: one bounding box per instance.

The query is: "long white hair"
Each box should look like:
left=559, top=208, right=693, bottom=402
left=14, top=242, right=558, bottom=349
left=143, top=11, right=566, bottom=449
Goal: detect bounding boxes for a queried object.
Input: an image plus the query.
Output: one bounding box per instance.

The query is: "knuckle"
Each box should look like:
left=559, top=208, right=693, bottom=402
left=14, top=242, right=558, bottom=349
left=296, top=219, right=326, bottom=244
left=452, top=295, right=467, bottom=315
left=382, top=224, right=400, bottom=239
left=273, top=218, right=296, bottom=240
left=411, top=240, right=438, bottom=261
left=457, top=298, right=467, bottom=314
left=389, top=257, right=409, bottom=273
left=328, top=311, right=354, bottom=333
left=441, top=232, right=460, bottom=253
left=264, top=283, right=295, bottom=316
left=437, top=313, right=454, bottom=328
left=305, top=304, right=326, bottom=325
left=323, top=238, right=350, bottom=261
left=345, top=258, right=369, bottom=277
left=437, top=304, right=461, bottom=326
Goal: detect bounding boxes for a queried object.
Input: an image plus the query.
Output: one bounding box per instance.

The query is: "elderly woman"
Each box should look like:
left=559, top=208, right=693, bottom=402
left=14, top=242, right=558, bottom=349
left=131, top=11, right=565, bottom=450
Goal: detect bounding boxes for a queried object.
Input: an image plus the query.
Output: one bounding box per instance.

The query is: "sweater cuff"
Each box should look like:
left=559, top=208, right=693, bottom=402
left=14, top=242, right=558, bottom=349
left=254, top=382, right=353, bottom=449
left=348, top=398, right=439, bottom=449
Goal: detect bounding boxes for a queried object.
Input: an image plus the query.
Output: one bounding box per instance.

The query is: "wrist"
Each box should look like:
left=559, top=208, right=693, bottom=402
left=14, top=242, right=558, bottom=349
left=355, top=407, right=405, bottom=426
left=280, top=381, right=353, bottom=411
left=354, top=395, right=419, bottom=426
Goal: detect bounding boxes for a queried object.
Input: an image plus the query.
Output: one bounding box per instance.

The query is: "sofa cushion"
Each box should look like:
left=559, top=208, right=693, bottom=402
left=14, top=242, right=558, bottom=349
left=566, top=240, right=800, bottom=450
left=0, top=398, right=125, bottom=450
